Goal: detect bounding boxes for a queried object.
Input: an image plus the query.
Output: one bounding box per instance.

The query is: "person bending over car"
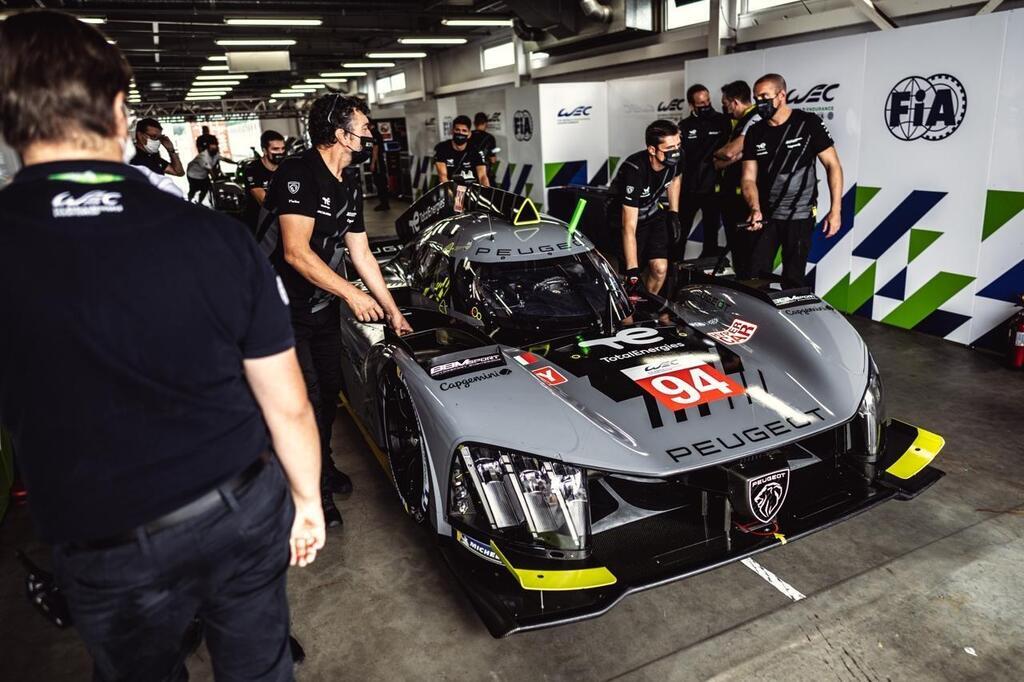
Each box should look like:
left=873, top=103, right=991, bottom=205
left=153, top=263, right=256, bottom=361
left=608, top=119, right=683, bottom=297
left=259, top=94, right=413, bottom=528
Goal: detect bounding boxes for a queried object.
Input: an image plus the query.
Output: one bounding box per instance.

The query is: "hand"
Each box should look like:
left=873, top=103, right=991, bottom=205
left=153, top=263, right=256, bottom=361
left=345, top=289, right=385, bottom=322
left=159, top=135, right=175, bottom=152
left=289, top=493, right=326, bottom=568
left=747, top=209, right=764, bottom=231
left=823, top=209, right=841, bottom=238
left=666, top=211, right=682, bottom=243
left=624, top=267, right=644, bottom=301
left=387, top=310, right=413, bottom=336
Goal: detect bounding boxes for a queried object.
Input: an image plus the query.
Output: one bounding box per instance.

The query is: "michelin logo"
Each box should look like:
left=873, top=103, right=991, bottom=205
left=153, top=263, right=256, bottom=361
left=52, top=190, right=123, bottom=218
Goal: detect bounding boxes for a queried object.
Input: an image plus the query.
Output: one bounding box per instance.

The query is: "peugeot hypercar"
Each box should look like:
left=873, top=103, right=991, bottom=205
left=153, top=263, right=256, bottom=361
left=337, top=182, right=945, bottom=637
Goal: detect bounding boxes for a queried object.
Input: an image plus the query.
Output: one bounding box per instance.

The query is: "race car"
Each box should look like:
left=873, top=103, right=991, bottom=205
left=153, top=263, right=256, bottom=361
left=337, top=182, right=945, bottom=637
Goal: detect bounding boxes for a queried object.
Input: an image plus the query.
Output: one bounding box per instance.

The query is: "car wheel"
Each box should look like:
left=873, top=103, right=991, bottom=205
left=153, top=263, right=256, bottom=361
left=381, top=366, right=430, bottom=525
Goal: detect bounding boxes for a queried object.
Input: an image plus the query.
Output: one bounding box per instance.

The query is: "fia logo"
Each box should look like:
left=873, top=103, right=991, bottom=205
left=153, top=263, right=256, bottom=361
left=513, top=109, right=534, bottom=141
left=885, top=74, right=966, bottom=141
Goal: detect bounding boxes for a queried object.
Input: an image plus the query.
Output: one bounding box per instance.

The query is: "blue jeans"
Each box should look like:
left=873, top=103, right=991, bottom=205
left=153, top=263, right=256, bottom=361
left=52, top=457, right=295, bottom=682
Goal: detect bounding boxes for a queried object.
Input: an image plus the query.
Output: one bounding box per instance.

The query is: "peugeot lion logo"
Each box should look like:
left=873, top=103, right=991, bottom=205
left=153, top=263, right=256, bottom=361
left=747, top=470, right=789, bottom=524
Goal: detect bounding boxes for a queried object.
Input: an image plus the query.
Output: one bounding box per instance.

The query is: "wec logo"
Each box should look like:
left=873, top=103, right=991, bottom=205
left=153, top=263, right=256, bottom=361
left=557, top=105, right=592, bottom=118
left=657, top=98, right=686, bottom=112
left=787, top=84, right=839, bottom=104
left=51, top=190, right=123, bottom=218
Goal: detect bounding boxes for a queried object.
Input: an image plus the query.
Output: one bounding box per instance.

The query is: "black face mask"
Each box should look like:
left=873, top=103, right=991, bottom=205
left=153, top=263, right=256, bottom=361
left=660, top=148, right=681, bottom=167
left=269, top=152, right=286, bottom=164
left=343, top=130, right=375, bottom=164
left=452, top=133, right=470, bottom=145
left=756, top=97, right=778, bottom=120
left=694, top=105, right=712, bottom=117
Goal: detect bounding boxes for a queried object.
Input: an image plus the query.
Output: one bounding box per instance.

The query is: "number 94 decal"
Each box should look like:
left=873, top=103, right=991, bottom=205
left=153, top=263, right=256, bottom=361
left=622, top=358, right=744, bottom=411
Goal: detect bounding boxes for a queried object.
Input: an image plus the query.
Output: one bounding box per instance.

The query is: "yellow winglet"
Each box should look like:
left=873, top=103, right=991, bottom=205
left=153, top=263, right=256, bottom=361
left=512, top=197, right=541, bottom=226
left=886, top=427, right=945, bottom=480
left=490, top=541, right=617, bottom=591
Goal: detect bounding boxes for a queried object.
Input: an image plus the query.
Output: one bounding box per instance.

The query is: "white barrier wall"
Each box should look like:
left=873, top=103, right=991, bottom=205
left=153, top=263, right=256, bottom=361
left=606, top=71, right=688, bottom=181
left=687, top=10, right=1024, bottom=351
left=537, top=82, right=610, bottom=207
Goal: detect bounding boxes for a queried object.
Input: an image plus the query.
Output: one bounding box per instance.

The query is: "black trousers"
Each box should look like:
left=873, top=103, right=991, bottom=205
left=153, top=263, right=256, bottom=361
left=292, top=303, right=343, bottom=485
left=720, top=192, right=758, bottom=280
left=749, top=216, right=816, bottom=287
left=52, top=458, right=294, bottom=682
left=374, top=168, right=390, bottom=207
left=675, top=191, right=723, bottom=260
left=187, top=177, right=211, bottom=204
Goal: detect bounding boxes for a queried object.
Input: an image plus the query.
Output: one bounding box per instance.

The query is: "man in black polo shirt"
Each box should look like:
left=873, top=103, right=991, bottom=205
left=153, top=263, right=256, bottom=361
left=434, top=115, right=490, bottom=186
left=609, top=119, right=682, bottom=297
left=0, top=11, right=323, bottom=680
left=260, top=94, right=413, bottom=527
left=676, top=83, right=730, bottom=260
left=129, top=116, right=184, bottom=177
left=470, top=111, right=498, bottom=187
left=714, top=80, right=762, bottom=278
left=241, top=129, right=286, bottom=234
left=741, top=73, right=844, bottom=287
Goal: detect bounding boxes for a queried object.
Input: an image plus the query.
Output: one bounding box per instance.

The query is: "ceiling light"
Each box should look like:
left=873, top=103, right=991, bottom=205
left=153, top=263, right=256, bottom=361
left=365, top=51, right=427, bottom=59
left=320, top=71, right=366, bottom=77
left=196, top=74, right=248, bottom=80
left=151, top=82, right=164, bottom=88
left=106, top=39, right=117, bottom=45
left=78, top=17, right=106, bottom=25
left=225, top=18, right=322, bottom=27
left=398, top=37, right=467, bottom=45
left=272, top=92, right=307, bottom=98
left=530, top=51, right=550, bottom=60
left=290, top=85, right=321, bottom=91
left=342, top=62, right=395, bottom=68
left=185, top=95, right=222, bottom=101
left=305, top=77, right=348, bottom=84
left=268, top=98, right=278, bottom=103
left=216, top=39, right=296, bottom=46
left=442, top=18, right=514, bottom=27
left=208, top=55, right=228, bottom=61
left=200, top=65, right=231, bottom=71
left=189, top=88, right=232, bottom=94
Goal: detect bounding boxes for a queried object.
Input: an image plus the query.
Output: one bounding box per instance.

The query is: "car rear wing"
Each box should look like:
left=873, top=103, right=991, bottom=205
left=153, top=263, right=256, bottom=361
left=395, top=181, right=541, bottom=244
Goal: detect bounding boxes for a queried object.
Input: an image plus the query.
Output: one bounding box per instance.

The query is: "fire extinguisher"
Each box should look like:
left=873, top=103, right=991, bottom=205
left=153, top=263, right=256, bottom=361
left=1009, top=293, right=1024, bottom=369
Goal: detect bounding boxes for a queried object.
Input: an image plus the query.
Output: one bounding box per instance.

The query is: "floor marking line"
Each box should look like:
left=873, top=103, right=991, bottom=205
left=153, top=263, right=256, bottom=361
left=741, top=557, right=806, bottom=601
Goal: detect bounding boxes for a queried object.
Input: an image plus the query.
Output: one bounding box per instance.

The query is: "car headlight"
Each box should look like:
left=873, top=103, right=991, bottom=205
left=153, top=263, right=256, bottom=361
left=449, top=444, right=589, bottom=553
left=857, top=355, right=887, bottom=457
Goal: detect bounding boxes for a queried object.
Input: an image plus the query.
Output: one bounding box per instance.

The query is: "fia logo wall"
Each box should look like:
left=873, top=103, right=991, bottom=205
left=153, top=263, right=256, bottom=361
left=884, top=74, right=967, bottom=141
left=513, top=110, right=533, bottom=141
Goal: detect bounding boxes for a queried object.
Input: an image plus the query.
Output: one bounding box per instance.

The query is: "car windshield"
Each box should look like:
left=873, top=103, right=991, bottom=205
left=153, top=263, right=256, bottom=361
left=458, top=252, right=629, bottom=332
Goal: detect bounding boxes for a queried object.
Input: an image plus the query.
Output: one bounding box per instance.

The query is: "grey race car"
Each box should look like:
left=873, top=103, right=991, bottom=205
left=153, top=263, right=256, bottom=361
left=338, top=182, right=945, bottom=637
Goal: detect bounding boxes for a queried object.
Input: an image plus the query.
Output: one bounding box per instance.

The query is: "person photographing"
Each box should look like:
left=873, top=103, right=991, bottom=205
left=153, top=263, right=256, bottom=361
left=741, top=73, right=844, bottom=287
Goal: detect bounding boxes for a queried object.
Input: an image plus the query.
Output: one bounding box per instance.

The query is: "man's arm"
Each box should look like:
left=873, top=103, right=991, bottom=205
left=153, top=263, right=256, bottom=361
left=475, top=164, right=490, bottom=187
left=345, top=231, right=412, bottom=334
left=667, top=174, right=681, bottom=212
left=161, top=135, right=184, bottom=176
left=279, top=213, right=384, bottom=321
left=818, top=146, right=844, bottom=237
left=713, top=136, right=745, bottom=170
left=434, top=161, right=448, bottom=184
left=621, top=205, right=640, bottom=270
left=250, top=187, right=267, bottom=206
left=243, top=348, right=325, bottom=567
left=740, top=159, right=763, bottom=230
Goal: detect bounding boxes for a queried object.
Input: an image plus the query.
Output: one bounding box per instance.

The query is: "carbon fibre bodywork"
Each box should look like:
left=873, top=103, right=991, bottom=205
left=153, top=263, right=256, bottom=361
left=338, top=183, right=945, bottom=636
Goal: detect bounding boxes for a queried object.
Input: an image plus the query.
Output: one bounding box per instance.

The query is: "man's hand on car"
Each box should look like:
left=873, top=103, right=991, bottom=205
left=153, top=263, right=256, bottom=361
left=346, top=288, right=385, bottom=322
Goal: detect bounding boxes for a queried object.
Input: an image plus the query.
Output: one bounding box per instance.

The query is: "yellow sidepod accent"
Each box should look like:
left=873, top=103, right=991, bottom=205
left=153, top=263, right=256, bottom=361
left=338, top=390, right=390, bottom=473
left=886, top=428, right=945, bottom=480
left=490, top=541, right=617, bottom=591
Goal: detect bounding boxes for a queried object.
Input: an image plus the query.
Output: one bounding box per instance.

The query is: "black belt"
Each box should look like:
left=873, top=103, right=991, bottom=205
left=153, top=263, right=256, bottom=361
left=72, top=453, right=270, bottom=551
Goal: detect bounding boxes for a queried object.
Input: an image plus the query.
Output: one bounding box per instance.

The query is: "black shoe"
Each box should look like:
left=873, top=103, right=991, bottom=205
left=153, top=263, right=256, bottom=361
left=373, top=203, right=390, bottom=211
left=322, top=493, right=343, bottom=528
left=289, top=635, right=306, bottom=664
left=324, top=466, right=353, bottom=495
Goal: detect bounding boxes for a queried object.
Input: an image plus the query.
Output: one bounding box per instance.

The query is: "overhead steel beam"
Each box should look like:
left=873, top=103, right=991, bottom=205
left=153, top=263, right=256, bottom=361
left=976, top=0, right=1004, bottom=14
left=849, top=0, right=896, bottom=30
left=708, top=0, right=738, bottom=58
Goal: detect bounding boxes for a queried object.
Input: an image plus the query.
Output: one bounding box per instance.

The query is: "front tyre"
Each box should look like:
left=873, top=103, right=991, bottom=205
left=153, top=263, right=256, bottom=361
left=381, top=366, right=430, bottom=525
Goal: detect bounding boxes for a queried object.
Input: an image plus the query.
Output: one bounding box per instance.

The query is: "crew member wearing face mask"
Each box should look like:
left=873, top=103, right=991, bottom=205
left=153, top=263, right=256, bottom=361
left=608, top=119, right=683, bottom=298
left=741, top=73, right=844, bottom=287
left=433, top=115, right=490, bottom=187
left=242, top=129, right=286, bottom=233
left=675, top=84, right=730, bottom=261
left=259, top=94, right=413, bottom=528
left=129, top=117, right=183, bottom=176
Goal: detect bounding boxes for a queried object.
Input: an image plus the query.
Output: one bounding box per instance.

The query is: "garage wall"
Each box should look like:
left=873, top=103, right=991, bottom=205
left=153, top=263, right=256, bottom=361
left=686, top=9, right=1024, bottom=351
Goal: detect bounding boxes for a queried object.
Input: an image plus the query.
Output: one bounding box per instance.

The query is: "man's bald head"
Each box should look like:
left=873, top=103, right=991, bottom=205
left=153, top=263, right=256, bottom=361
left=754, top=73, right=787, bottom=95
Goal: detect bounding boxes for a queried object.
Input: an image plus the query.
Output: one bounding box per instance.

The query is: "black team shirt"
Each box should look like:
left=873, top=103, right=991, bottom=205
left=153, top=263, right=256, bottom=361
left=129, top=147, right=170, bottom=175
left=610, top=150, right=681, bottom=224
left=743, top=108, right=834, bottom=220
left=258, top=149, right=366, bottom=314
left=720, top=107, right=762, bottom=198
left=0, top=161, right=295, bottom=543
left=433, top=140, right=487, bottom=183
left=678, top=111, right=730, bottom=194
left=242, top=158, right=276, bottom=233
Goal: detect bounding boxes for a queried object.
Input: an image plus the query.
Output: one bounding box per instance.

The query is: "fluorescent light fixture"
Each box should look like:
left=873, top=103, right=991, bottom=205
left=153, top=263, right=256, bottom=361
left=365, top=51, right=427, bottom=59
left=272, top=92, right=307, bottom=98
left=185, top=95, right=222, bottom=101
left=305, top=77, right=348, bottom=84
left=225, top=18, right=322, bottom=26
left=189, top=88, right=232, bottom=94
left=216, top=39, right=296, bottom=46
left=208, top=55, right=228, bottom=61
left=196, top=74, right=248, bottom=80
left=200, top=65, right=231, bottom=71
left=442, top=18, right=514, bottom=27
left=193, top=81, right=241, bottom=88
left=530, top=51, right=550, bottom=60
left=78, top=17, right=106, bottom=25
left=398, top=37, right=467, bottom=45
left=107, top=39, right=117, bottom=45
left=320, top=71, right=366, bottom=77
left=342, top=62, right=395, bottom=68
left=290, top=85, right=322, bottom=91
left=268, top=98, right=278, bottom=103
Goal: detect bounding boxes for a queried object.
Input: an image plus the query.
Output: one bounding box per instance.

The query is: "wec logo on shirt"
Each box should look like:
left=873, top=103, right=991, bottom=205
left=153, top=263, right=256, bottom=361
left=51, top=190, right=123, bottom=218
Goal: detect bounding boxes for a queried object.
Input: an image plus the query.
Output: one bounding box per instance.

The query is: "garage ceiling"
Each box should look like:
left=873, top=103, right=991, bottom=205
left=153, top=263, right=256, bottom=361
left=0, top=1, right=514, bottom=104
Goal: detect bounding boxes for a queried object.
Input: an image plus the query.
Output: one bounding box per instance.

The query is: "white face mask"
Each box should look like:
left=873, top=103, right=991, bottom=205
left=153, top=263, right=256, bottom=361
left=144, top=138, right=161, bottom=154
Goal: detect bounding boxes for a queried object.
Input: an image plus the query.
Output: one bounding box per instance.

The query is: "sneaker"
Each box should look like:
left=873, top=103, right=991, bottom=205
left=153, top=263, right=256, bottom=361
left=322, top=492, right=343, bottom=528
left=323, top=464, right=353, bottom=495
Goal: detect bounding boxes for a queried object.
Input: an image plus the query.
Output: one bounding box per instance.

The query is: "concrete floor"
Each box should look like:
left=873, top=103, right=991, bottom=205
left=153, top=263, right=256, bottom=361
left=2, top=201, right=1023, bottom=680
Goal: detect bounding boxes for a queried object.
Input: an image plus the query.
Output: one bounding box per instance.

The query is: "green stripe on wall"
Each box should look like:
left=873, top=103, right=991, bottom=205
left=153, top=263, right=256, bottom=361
left=981, top=189, right=1024, bottom=241
left=854, top=185, right=881, bottom=215
left=544, top=163, right=564, bottom=187
left=848, top=263, right=877, bottom=313
left=881, top=272, right=974, bottom=329
left=823, top=274, right=850, bottom=312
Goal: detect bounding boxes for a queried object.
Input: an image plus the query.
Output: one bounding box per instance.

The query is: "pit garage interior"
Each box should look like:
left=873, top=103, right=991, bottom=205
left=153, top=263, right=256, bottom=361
left=1, top=1, right=1023, bottom=680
